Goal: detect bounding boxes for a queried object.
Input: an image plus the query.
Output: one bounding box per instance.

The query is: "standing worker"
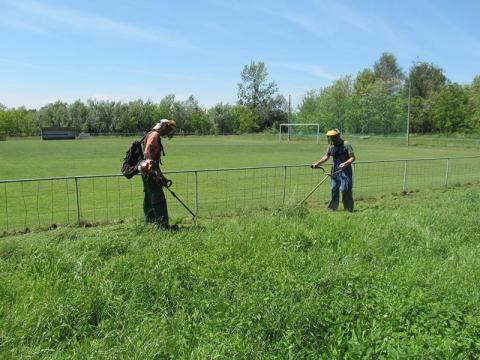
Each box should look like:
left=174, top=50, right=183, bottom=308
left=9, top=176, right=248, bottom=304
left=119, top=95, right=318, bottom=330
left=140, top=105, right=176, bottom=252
left=311, top=129, right=356, bottom=212
left=138, top=119, right=177, bottom=228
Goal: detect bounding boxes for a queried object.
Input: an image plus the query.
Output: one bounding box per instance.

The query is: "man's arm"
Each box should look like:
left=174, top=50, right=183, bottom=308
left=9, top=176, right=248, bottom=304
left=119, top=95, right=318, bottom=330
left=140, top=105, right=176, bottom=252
left=339, top=142, right=355, bottom=169
left=339, top=152, right=355, bottom=169
left=311, top=154, right=330, bottom=168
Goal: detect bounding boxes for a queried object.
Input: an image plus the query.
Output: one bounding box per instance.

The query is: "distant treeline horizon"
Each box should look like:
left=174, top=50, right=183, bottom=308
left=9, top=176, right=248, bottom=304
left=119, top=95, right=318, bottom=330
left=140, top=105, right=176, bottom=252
left=1, top=53, right=479, bottom=136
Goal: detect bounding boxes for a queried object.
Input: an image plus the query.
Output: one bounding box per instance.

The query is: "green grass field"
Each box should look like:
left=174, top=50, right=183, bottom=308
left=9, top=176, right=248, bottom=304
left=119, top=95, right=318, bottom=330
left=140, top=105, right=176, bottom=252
left=1, top=134, right=480, bottom=232
left=1, top=185, right=480, bottom=358
left=1, top=134, right=479, bottom=179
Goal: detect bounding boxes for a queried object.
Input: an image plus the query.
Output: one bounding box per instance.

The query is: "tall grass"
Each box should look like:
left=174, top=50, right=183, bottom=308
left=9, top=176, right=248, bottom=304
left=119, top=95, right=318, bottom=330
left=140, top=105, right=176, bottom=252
left=1, top=185, right=479, bottom=358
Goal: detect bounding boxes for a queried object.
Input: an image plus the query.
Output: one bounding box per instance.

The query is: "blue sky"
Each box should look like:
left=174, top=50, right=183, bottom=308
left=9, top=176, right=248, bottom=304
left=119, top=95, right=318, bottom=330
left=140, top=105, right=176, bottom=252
left=1, top=0, right=479, bottom=109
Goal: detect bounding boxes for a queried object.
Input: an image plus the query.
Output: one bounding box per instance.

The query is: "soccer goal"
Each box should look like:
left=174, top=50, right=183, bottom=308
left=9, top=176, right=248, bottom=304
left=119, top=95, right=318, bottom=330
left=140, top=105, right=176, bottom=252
left=279, top=123, right=321, bottom=144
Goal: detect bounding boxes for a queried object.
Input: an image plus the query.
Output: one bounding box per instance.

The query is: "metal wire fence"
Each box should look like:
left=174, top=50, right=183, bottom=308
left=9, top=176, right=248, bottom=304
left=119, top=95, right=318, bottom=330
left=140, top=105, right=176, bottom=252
left=1, top=156, right=480, bottom=233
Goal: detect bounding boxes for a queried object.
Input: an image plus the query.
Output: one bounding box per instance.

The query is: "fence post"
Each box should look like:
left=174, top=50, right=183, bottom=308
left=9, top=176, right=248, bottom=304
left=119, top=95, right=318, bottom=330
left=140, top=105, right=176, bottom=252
left=403, top=160, right=408, bottom=192
left=282, top=166, right=287, bottom=204
left=194, top=171, right=199, bottom=215
left=4, top=183, right=8, bottom=230
left=74, top=177, right=81, bottom=224
left=444, top=159, right=449, bottom=187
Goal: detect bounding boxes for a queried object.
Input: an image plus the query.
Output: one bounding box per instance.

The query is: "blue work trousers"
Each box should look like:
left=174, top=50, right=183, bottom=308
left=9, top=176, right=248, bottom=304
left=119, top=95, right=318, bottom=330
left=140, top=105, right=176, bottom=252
left=328, top=168, right=354, bottom=212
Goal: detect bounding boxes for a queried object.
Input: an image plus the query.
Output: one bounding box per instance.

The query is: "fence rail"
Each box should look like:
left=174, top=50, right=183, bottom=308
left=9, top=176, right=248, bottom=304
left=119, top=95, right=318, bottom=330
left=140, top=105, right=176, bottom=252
left=1, top=156, right=480, bottom=233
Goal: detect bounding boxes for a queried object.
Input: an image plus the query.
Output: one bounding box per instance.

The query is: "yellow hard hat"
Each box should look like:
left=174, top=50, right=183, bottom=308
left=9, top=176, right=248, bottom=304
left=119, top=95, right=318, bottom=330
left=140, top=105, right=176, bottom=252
left=164, top=119, right=176, bottom=127
left=153, top=119, right=176, bottom=130
left=326, top=129, right=340, bottom=136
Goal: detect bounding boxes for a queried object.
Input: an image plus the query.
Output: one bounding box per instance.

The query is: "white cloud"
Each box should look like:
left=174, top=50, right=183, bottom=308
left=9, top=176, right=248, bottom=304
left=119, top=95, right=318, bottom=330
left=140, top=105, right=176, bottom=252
left=264, top=0, right=372, bottom=39
left=317, top=0, right=370, bottom=32
left=263, top=0, right=419, bottom=55
left=0, top=57, right=78, bottom=75
left=284, top=13, right=331, bottom=38
left=10, top=0, right=197, bottom=49
left=281, top=63, right=338, bottom=81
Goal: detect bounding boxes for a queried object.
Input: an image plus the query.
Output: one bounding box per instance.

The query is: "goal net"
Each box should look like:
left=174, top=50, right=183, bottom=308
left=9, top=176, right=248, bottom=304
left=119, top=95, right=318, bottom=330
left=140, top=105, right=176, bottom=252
left=279, top=123, right=320, bottom=144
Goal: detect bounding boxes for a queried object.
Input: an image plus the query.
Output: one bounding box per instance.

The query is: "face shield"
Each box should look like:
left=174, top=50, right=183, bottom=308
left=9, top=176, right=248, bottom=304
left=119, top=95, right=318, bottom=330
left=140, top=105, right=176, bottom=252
left=163, top=125, right=176, bottom=139
left=154, top=119, right=177, bottom=139
left=327, top=134, right=340, bottom=145
left=326, top=129, right=340, bottom=145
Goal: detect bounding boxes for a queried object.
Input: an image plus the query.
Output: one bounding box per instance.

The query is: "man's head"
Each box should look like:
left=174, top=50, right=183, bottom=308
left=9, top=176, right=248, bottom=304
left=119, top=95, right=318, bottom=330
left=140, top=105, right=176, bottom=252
left=326, top=128, right=341, bottom=145
left=153, top=119, right=176, bottom=138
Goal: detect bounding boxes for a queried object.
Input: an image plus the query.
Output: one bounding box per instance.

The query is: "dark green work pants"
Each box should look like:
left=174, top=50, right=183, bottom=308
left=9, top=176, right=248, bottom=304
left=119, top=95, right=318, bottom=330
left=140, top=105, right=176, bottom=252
left=142, top=174, right=169, bottom=228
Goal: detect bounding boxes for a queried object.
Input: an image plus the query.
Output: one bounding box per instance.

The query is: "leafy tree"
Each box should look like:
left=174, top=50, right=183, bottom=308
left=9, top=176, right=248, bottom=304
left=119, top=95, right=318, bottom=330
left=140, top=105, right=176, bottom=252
left=407, top=62, right=447, bottom=133
left=237, top=61, right=279, bottom=130
left=155, top=94, right=176, bottom=121
left=261, top=95, right=288, bottom=130
left=209, top=103, right=237, bottom=134
left=353, top=69, right=376, bottom=95
left=296, top=77, right=353, bottom=133
left=347, top=81, right=404, bottom=134
left=373, top=52, right=405, bottom=91
left=344, top=54, right=406, bottom=135
left=296, top=90, right=322, bottom=125
left=17, top=107, right=36, bottom=135
left=88, top=100, right=115, bottom=133
left=69, top=100, right=89, bottom=134
left=408, top=62, right=447, bottom=98
left=467, top=75, right=480, bottom=133
left=36, top=101, right=70, bottom=128
left=172, top=96, right=212, bottom=134
left=126, top=100, right=156, bottom=132
left=432, top=83, right=469, bottom=133
left=232, top=105, right=258, bottom=133
left=409, top=96, right=436, bottom=134
left=0, top=107, right=34, bottom=135
left=327, top=76, right=353, bottom=132
left=112, top=102, right=130, bottom=133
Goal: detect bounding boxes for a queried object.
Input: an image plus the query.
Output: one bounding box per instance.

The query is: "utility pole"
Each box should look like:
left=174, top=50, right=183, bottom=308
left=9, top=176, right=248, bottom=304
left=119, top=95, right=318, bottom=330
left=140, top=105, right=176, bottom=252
left=407, top=56, right=419, bottom=147
left=407, top=78, right=411, bottom=146
left=288, top=94, right=291, bottom=141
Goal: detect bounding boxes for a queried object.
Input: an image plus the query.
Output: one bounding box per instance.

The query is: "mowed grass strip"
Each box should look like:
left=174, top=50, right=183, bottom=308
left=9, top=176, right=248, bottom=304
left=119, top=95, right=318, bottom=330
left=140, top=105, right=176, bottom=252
left=1, top=186, right=479, bottom=358
left=1, top=134, right=478, bottom=179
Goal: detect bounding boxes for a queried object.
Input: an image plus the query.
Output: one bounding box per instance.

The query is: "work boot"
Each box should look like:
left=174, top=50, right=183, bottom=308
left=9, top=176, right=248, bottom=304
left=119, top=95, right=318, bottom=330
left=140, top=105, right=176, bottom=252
left=167, top=224, right=179, bottom=231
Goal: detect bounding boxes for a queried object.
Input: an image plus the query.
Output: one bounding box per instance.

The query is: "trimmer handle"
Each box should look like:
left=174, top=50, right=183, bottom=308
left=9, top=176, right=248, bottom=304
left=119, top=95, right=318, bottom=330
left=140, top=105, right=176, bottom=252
left=310, top=165, right=326, bottom=172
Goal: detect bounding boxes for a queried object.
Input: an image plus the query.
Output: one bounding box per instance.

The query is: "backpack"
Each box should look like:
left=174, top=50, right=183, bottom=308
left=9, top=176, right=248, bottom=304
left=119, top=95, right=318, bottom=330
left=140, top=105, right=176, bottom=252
left=121, top=136, right=146, bottom=179
left=121, top=131, right=165, bottom=179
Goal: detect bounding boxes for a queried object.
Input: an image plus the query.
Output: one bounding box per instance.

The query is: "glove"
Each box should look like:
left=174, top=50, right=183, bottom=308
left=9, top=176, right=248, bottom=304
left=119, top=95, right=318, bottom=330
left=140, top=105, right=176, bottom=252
left=157, top=174, right=172, bottom=187
left=163, top=177, right=172, bottom=187
left=138, top=160, right=152, bottom=174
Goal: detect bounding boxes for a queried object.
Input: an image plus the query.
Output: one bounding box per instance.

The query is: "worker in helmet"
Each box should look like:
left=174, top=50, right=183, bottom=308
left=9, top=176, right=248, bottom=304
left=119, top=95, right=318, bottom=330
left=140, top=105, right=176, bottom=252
left=311, top=129, right=356, bottom=212
left=138, top=119, right=177, bottom=228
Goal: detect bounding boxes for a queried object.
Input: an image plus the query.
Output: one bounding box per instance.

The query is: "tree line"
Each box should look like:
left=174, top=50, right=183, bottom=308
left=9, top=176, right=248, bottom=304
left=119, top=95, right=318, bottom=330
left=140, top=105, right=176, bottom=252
left=0, top=61, right=287, bottom=137
left=1, top=54, right=479, bottom=137
left=296, top=53, right=480, bottom=135
left=0, top=96, right=284, bottom=137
